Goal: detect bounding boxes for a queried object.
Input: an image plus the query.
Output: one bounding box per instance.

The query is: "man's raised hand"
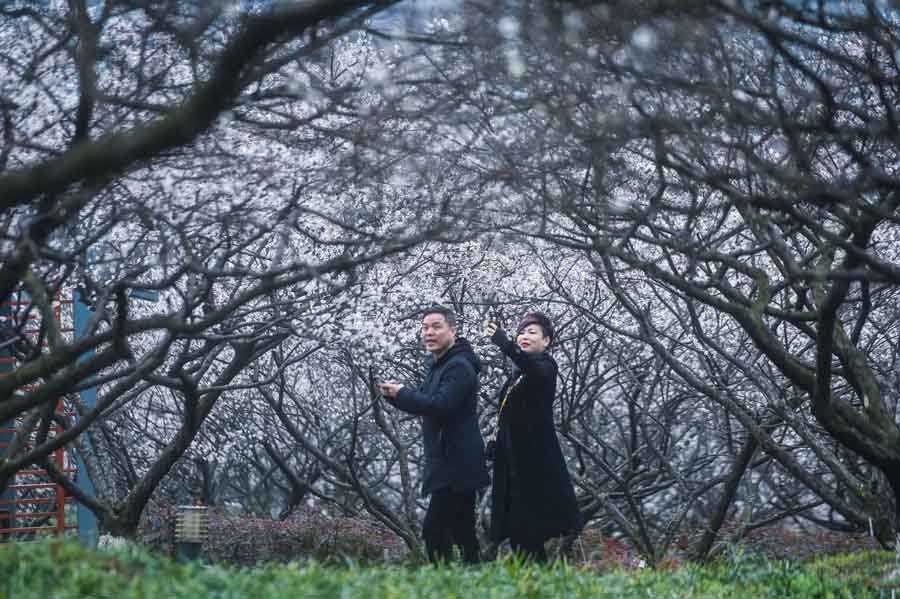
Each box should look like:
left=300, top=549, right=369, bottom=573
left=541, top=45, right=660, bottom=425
left=377, top=381, right=404, bottom=400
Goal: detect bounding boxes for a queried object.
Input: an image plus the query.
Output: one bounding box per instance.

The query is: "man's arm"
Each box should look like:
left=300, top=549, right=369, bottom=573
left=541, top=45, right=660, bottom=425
left=389, top=360, right=475, bottom=417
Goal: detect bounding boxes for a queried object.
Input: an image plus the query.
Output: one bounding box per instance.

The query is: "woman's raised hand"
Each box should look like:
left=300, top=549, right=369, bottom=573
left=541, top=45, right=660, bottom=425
left=485, top=320, right=499, bottom=338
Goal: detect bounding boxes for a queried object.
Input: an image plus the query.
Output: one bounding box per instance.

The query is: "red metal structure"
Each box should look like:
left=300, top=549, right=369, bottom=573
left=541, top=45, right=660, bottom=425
left=0, top=290, right=77, bottom=541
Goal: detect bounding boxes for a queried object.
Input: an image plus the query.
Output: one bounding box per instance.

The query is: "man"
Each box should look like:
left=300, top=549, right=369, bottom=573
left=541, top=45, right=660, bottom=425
left=378, top=305, right=490, bottom=564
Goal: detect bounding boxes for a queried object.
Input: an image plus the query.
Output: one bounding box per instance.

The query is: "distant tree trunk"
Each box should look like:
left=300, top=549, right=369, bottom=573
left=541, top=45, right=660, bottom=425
left=690, top=433, right=758, bottom=562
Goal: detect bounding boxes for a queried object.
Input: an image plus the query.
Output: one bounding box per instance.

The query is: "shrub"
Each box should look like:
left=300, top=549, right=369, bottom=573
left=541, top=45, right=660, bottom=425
left=0, top=540, right=895, bottom=598
left=138, top=502, right=406, bottom=566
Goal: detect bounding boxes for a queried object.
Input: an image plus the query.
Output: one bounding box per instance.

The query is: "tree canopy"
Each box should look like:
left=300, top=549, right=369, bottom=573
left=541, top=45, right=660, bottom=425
left=2, top=0, right=899, bottom=558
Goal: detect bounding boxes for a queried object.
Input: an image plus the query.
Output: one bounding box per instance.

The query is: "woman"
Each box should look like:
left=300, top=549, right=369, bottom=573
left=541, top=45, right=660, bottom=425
left=485, top=312, right=582, bottom=562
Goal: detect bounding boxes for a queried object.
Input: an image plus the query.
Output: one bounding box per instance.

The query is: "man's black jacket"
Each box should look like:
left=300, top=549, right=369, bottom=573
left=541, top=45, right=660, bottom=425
left=391, top=338, right=490, bottom=496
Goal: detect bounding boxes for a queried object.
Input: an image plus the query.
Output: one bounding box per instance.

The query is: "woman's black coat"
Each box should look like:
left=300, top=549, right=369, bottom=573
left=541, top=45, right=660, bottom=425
left=489, top=328, right=582, bottom=543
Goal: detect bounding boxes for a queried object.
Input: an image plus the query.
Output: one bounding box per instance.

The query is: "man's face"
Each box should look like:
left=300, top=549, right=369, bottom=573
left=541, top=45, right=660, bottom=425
left=421, top=313, right=456, bottom=356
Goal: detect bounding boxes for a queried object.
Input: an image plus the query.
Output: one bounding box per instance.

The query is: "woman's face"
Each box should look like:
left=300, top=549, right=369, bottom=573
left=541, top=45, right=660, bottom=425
left=516, top=324, right=550, bottom=354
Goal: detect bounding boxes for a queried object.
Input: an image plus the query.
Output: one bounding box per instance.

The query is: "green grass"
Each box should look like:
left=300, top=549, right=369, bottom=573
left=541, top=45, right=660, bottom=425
left=1, top=540, right=895, bottom=598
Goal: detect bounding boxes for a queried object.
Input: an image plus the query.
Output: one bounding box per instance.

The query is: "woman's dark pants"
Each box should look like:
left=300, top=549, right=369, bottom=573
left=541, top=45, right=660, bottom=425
left=505, top=468, right=548, bottom=563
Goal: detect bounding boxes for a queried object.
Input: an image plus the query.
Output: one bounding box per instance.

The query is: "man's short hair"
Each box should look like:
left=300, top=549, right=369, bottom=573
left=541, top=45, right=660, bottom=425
left=422, top=305, right=457, bottom=328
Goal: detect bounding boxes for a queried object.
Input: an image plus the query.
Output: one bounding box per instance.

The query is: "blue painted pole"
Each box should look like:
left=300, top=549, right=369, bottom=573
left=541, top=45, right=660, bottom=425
left=73, top=290, right=99, bottom=548
left=0, top=301, right=16, bottom=539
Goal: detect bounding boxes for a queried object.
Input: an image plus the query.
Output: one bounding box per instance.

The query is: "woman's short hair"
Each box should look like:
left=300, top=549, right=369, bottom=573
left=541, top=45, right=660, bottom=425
left=516, top=312, right=554, bottom=341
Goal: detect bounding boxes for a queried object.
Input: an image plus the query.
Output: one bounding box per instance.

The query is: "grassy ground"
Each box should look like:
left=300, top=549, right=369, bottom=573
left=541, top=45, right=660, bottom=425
left=1, top=540, right=896, bottom=598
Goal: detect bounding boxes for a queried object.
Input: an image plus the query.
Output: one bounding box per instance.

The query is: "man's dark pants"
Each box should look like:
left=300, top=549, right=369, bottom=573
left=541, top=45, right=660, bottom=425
left=422, top=487, right=481, bottom=564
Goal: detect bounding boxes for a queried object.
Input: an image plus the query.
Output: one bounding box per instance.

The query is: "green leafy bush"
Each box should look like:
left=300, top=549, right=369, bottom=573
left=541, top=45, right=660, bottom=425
left=1, top=540, right=896, bottom=598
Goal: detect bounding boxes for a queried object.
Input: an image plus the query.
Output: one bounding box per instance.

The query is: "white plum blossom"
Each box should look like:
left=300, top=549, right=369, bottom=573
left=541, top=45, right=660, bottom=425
left=498, top=16, right=520, bottom=40
left=505, top=48, right=526, bottom=78
left=631, top=25, right=657, bottom=52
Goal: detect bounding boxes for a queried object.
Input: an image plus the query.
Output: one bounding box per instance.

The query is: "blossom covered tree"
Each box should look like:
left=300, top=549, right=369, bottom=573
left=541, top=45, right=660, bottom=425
left=463, top=0, right=900, bottom=547
left=5, top=0, right=899, bottom=561
left=0, top=0, right=495, bottom=537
